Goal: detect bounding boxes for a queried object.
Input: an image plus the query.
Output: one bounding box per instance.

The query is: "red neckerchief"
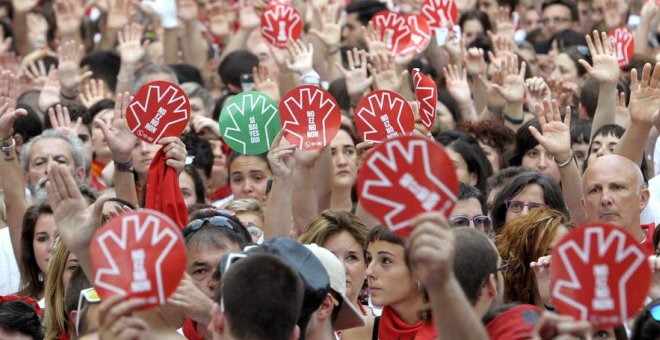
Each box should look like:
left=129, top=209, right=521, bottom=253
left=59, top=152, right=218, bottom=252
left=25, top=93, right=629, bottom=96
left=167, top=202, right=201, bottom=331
left=58, top=332, right=71, bottom=340
left=144, top=148, right=188, bottom=230
left=641, top=223, right=656, bottom=256
left=357, top=301, right=368, bottom=316
left=182, top=318, right=203, bottom=340
left=378, top=305, right=424, bottom=340
left=208, top=185, right=232, bottom=202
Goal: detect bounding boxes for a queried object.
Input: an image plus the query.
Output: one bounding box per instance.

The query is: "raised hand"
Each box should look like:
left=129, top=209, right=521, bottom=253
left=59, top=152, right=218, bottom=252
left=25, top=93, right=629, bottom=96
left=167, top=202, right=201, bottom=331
left=190, top=114, right=221, bottom=138
left=106, top=0, right=131, bottom=31
left=628, top=62, right=660, bottom=127
left=0, top=71, right=19, bottom=109
left=12, top=0, right=39, bottom=13
left=80, top=78, right=111, bottom=108
left=206, top=1, right=233, bottom=38
left=364, top=22, right=389, bottom=58
left=26, top=12, right=49, bottom=50
left=238, top=0, right=261, bottom=31
left=98, top=295, right=149, bottom=340
left=57, top=41, right=93, bottom=96
left=579, top=30, right=619, bottom=84
left=117, top=23, right=146, bottom=65
left=168, top=274, right=213, bottom=324
left=603, top=0, right=623, bottom=29
left=0, top=102, right=27, bottom=139
left=369, top=52, right=407, bottom=92
left=48, top=104, right=82, bottom=137
left=38, top=68, right=61, bottom=112
left=462, top=46, right=487, bottom=77
left=177, top=0, right=199, bottom=23
left=95, top=92, right=138, bottom=164
left=309, top=5, right=341, bottom=50
left=285, top=40, right=314, bottom=75
left=0, top=27, right=12, bottom=56
left=54, top=0, right=84, bottom=37
left=336, top=48, right=372, bottom=99
left=528, top=99, right=572, bottom=161
left=489, top=54, right=526, bottom=103
left=408, top=212, right=455, bottom=289
left=530, top=255, right=553, bottom=309
left=46, top=163, right=110, bottom=254
left=267, top=130, right=296, bottom=179
left=525, top=77, right=552, bottom=113
left=253, top=63, right=280, bottom=101
left=24, top=59, right=49, bottom=89
left=444, top=64, right=471, bottom=106
left=158, top=137, right=187, bottom=175
left=494, top=7, right=515, bottom=42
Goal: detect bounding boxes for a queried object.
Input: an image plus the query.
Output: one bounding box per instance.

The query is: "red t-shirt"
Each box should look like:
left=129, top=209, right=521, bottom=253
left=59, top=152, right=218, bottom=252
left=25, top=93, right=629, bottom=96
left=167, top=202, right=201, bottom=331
left=641, top=223, right=656, bottom=256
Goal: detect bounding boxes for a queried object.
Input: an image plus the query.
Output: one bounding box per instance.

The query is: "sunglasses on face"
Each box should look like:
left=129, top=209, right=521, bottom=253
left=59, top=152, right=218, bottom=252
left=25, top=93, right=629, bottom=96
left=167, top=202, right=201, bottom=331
left=449, top=215, right=491, bottom=230
left=649, top=302, right=660, bottom=322
left=504, top=199, right=550, bottom=213
left=76, top=288, right=101, bottom=334
left=182, top=213, right=237, bottom=238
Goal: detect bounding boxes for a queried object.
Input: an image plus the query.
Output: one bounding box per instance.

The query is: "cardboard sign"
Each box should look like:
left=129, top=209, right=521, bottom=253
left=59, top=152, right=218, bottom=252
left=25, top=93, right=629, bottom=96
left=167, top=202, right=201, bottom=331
left=89, top=210, right=187, bottom=309
left=219, top=91, right=281, bottom=155
left=127, top=81, right=191, bottom=144
left=354, top=90, right=415, bottom=143
left=608, top=27, right=634, bottom=68
left=371, top=10, right=411, bottom=55
left=551, top=223, right=652, bottom=328
left=412, top=69, right=437, bottom=131
left=357, top=135, right=458, bottom=237
left=401, top=15, right=431, bottom=55
left=421, top=0, right=458, bottom=29
left=279, top=85, right=341, bottom=150
left=260, top=5, right=303, bottom=48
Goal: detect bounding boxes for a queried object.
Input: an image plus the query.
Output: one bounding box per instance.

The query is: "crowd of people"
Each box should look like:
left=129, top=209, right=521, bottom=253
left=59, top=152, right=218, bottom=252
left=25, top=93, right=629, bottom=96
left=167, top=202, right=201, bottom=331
left=0, top=0, right=659, bottom=339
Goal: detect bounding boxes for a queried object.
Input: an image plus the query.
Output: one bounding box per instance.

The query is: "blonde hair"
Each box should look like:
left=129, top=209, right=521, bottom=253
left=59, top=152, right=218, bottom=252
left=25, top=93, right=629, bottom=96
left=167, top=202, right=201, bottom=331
left=495, top=209, right=573, bottom=306
left=226, top=198, right=265, bottom=219
left=44, top=239, right=72, bottom=340
left=299, top=210, right=369, bottom=250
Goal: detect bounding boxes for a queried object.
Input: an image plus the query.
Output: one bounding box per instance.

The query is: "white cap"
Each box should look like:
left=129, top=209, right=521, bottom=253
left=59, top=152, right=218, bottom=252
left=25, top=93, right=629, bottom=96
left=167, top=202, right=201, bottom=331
left=304, top=244, right=366, bottom=330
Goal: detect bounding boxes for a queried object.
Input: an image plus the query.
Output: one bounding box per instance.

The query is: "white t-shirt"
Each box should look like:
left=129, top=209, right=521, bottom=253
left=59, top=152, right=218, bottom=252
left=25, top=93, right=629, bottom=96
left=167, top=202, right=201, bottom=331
left=0, top=227, right=20, bottom=295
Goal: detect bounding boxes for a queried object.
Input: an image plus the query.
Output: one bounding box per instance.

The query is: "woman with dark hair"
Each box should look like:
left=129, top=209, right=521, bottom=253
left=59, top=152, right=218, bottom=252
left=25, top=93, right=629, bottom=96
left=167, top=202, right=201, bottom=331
left=328, top=125, right=359, bottom=211
left=180, top=165, right=208, bottom=209
left=17, top=203, right=55, bottom=302
left=459, top=119, right=515, bottom=173
left=458, top=10, right=491, bottom=47
left=510, top=118, right=561, bottom=182
left=436, top=130, right=493, bottom=194
left=366, top=225, right=435, bottom=339
left=0, top=296, right=44, bottom=339
left=490, top=171, right=569, bottom=233
left=549, top=46, right=591, bottom=102
left=582, top=124, right=649, bottom=181
left=631, top=299, right=660, bottom=340
left=228, top=151, right=272, bottom=203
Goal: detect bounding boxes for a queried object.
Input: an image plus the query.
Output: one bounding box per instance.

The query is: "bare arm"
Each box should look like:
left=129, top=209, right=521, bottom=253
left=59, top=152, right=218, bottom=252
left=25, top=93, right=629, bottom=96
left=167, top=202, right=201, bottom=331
left=178, top=0, right=208, bottom=72
left=264, top=132, right=296, bottom=238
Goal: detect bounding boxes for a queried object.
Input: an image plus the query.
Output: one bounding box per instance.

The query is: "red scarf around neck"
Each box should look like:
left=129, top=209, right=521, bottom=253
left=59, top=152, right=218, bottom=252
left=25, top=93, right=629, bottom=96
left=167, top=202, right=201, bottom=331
left=144, top=148, right=188, bottom=229
left=378, top=305, right=437, bottom=340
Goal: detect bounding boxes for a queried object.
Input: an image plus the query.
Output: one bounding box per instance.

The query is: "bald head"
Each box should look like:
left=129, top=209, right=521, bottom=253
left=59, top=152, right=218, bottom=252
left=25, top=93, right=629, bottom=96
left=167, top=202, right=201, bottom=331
left=582, top=155, right=648, bottom=241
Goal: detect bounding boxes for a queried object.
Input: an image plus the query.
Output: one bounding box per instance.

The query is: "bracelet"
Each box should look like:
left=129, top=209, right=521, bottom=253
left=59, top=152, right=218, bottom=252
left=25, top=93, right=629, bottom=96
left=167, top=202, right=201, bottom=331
left=0, top=129, right=13, bottom=142
left=300, top=70, right=321, bottom=85
left=1, top=138, right=15, bottom=156
left=503, top=113, right=524, bottom=124
left=555, top=151, right=574, bottom=168
left=114, top=158, right=134, bottom=172
left=60, top=89, right=79, bottom=101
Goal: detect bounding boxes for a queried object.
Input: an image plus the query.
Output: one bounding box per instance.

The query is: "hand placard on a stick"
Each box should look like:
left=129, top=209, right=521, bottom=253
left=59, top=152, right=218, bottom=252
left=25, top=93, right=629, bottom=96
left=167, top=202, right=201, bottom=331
left=279, top=85, right=341, bottom=150
left=421, top=0, right=458, bottom=29
left=608, top=27, right=634, bottom=68
left=219, top=91, right=281, bottom=155
left=126, top=81, right=191, bottom=144
left=89, top=210, right=187, bottom=310
left=551, top=223, right=651, bottom=328
left=358, top=136, right=458, bottom=238
left=355, top=90, right=414, bottom=143
left=401, top=15, right=431, bottom=55
left=261, top=5, right=303, bottom=48
left=371, top=10, right=412, bottom=55
left=412, top=69, right=437, bottom=132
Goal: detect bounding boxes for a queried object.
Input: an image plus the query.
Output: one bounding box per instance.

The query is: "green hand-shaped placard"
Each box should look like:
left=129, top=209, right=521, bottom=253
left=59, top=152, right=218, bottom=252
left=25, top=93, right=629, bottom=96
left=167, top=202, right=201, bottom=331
left=219, top=91, right=281, bottom=154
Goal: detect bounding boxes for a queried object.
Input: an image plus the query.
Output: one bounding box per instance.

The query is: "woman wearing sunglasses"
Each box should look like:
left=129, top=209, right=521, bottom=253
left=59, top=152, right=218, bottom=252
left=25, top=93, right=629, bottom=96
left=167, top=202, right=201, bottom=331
left=449, top=183, right=491, bottom=234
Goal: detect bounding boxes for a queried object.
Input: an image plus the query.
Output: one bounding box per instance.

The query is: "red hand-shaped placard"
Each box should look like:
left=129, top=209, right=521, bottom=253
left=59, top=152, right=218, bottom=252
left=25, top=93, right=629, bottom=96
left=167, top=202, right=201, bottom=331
left=90, top=210, right=187, bottom=310
left=358, top=136, right=458, bottom=237
left=421, top=0, right=458, bottom=29
left=279, top=85, right=341, bottom=150
left=608, top=27, right=634, bottom=68
left=551, top=223, right=651, bottom=328
left=127, top=81, right=191, bottom=144
left=412, top=69, right=437, bottom=132
left=260, top=5, right=303, bottom=48
left=354, top=90, right=415, bottom=143
left=401, top=15, right=431, bottom=55
left=371, top=10, right=412, bottom=55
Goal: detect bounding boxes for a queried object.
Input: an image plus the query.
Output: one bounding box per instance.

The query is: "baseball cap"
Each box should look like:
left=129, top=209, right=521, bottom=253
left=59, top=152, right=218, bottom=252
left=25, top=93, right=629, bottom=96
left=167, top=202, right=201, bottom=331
left=304, top=244, right=366, bottom=330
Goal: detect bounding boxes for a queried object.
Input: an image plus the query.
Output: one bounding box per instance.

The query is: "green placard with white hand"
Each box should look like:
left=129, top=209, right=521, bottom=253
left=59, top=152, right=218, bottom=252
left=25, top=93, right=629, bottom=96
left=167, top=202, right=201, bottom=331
left=219, top=91, right=281, bottom=154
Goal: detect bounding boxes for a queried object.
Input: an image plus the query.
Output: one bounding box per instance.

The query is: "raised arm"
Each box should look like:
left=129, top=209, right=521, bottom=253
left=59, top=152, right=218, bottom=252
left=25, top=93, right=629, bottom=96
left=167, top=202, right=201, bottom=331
left=528, top=99, right=586, bottom=224
left=615, top=63, right=660, bottom=166
left=177, top=0, right=209, bottom=72
left=263, top=131, right=296, bottom=238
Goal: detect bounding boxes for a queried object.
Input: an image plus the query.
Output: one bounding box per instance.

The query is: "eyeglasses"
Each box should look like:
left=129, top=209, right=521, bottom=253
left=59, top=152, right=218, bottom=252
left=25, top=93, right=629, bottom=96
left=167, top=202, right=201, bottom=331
left=76, top=288, right=101, bottom=334
left=497, top=260, right=510, bottom=273
left=504, top=199, right=550, bottom=213
left=449, top=215, right=491, bottom=230
left=183, top=214, right=237, bottom=237
left=541, top=17, right=571, bottom=25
